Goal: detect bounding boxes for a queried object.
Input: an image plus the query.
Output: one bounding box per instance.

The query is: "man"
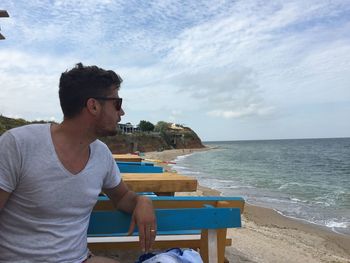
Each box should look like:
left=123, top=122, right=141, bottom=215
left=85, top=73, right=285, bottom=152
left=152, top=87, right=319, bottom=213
left=0, top=63, right=156, bottom=262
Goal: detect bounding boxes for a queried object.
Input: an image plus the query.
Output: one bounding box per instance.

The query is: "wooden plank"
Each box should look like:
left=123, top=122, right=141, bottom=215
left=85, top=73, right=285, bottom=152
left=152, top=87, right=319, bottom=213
left=116, top=161, right=154, bottom=166
left=122, top=173, right=198, bottom=193
left=113, top=154, right=142, bottom=162
left=217, top=201, right=230, bottom=263
left=89, top=239, right=202, bottom=250
left=88, top=237, right=231, bottom=251
left=208, top=229, right=218, bottom=263
left=200, top=230, right=209, bottom=263
left=88, top=238, right=232, bottom=251
left=88, top=234, right=200, bottom=243
left=94, top=196, right=245, bottom=212
left=118, top=164, right=163, bottom=173
left=88, top=207, right=242, bottom=234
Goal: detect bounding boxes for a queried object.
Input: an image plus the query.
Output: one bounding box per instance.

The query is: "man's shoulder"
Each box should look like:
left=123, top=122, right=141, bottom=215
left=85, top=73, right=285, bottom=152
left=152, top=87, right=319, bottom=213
left=91, top=139, right=110, bottom=151
left=8, top=123, right=49, bottom=137
left=91, top=139, right=114, bottom=160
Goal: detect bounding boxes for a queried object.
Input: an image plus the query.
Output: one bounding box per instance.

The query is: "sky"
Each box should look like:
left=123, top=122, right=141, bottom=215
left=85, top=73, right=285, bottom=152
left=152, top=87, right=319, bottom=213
left=0, top=0, right=350, bottom=141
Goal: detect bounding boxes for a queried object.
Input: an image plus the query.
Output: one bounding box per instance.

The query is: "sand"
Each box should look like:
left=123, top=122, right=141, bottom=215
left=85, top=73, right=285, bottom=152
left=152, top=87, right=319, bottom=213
left=96, top=148, right=350, bottom=263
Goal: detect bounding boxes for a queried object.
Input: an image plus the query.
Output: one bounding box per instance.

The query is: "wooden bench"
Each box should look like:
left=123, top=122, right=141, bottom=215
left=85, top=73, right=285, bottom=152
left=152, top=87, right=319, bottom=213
left=113, top=154, right=143, bottom=162
left=89, top=196, right=245, bottom=263
left=116, top=162, right=163, bottom=173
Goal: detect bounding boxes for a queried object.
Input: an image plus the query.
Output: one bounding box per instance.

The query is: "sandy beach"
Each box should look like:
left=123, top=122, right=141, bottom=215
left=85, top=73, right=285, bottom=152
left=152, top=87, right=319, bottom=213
left=96, top=148, right=350, bottom=263
left=143, top=149, right=350, bottom=263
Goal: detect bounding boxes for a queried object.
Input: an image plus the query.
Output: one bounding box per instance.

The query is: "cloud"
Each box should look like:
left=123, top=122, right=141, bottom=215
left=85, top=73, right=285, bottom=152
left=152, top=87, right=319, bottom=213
left=0, top=49, right=75, bottom=120
left=1, top=0, right=350, bottom=139
left=167, top=67, right=273, bottom=119
left=208, top=104, right=275, bottom=119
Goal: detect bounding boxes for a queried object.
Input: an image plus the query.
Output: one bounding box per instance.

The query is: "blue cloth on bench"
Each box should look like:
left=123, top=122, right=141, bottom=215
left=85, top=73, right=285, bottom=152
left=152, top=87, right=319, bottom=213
left=136, top=248, right=203, bottom=263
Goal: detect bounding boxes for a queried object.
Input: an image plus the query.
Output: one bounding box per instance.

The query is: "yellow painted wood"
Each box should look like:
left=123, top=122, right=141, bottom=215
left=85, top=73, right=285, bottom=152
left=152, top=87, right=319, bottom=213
left=122, top=172, right=198, bottom=193
left=216, top=201, right=230, bottom=263
left=113, top=154, right=142, bottom=162
left=88, top=238, right=232, bottom=251
left=94, top=199, right=244, bottom=211
left=200, top=230, right=209, bottom=263
left=89, top=239, right=202, bottom=251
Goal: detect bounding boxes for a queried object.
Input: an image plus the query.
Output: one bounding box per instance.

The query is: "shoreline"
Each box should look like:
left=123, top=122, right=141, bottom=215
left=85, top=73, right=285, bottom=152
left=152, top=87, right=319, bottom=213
left=144, top=148, right=350, bottom=263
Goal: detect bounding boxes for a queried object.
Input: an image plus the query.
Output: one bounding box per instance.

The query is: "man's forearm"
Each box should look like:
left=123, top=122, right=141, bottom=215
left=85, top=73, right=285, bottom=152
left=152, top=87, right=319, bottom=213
left=103, top=181, right=153, bottom=215
left=114, top=190, right=139, bottom=213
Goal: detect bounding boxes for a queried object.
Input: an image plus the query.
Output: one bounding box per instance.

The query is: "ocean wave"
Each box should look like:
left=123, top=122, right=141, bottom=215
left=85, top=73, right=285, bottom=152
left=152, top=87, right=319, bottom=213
left=217, top=179, right=235, bottom=183
left=170, top=165, right=188, bottom=170
left=219, top=185, right=256, bottom=189
left=179, top=170, right=201, bottom=175
left=278, top=182, right=308, bottom=190
left=173, top=153, right=194, bottom=161
left=326, top=221, right=349, bottom=229
left=311, top=201, right=331, bottom=207
left=171, top=139, right=350, bottom=236
left=289, top=197, right=308, bottom=203
left=171, top=165, right=201, bottom=175
left=312, top=190, right=348, bottom=206
left=275, top=210, right=350, bottom=234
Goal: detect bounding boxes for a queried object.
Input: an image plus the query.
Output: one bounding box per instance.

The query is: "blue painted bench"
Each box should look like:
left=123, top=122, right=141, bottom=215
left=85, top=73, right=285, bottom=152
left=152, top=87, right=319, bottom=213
left=116, top=161, right=155, bottom=166
left=116, top=161, right=163, bottom=173
left=89, top=196, right=245, bottom=263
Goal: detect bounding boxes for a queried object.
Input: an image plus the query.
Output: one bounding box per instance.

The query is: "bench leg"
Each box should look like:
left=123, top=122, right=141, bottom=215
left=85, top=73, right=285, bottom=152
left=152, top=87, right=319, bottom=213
left=208, top=229, right=218, bottom=263
left=216, top=201, right=231, bottom=263
left=200, top=228, right=228, bottom=263
left=217, top=228, right=227, bottom=263
left=200, top=230, right=209, bottom=263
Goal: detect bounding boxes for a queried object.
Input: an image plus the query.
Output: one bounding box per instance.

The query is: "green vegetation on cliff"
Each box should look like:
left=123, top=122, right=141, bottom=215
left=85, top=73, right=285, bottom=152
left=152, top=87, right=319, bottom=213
left=0, top=115, right=204, bottom=153
left=0, top=115, right=55, bottom=135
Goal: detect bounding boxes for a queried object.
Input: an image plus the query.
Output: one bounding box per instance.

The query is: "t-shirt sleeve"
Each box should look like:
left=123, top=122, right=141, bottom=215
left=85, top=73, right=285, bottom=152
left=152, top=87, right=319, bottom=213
left=102, top=152, right=121, bottom=189
left=0, top=131, right=22, bottom=193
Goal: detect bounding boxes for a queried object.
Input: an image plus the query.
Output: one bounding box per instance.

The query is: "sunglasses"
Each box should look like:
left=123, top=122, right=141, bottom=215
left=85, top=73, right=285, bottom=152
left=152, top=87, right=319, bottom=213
left=92, top=97, right=123, bottom=111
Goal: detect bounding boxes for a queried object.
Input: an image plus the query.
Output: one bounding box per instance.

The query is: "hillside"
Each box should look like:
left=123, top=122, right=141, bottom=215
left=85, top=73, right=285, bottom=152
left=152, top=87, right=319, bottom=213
left=0, top=115, right=204, bottom=153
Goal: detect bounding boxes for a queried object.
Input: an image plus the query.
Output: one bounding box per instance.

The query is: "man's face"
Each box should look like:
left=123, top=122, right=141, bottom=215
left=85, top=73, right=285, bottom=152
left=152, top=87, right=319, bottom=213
left=95, top=86, right=125, bottom=137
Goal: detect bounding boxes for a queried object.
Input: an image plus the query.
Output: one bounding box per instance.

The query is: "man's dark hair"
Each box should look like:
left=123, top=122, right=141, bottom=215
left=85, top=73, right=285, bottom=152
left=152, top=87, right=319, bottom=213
left=59, top=63, right=123, bottom=118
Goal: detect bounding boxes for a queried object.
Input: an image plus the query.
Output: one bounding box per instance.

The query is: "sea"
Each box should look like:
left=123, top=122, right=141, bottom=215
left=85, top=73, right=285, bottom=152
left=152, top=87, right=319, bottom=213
left=169, top=138, right=350, bottom=235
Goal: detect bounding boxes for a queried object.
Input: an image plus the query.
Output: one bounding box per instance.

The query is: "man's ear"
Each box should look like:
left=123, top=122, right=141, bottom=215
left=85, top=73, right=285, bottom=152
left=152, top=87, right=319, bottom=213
left=86, top=98, right=99, bottom=115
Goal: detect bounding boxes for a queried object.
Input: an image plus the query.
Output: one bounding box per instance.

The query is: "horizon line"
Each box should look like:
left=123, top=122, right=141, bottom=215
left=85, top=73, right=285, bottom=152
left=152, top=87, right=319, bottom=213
left=203, top=136, right=350, bottom=143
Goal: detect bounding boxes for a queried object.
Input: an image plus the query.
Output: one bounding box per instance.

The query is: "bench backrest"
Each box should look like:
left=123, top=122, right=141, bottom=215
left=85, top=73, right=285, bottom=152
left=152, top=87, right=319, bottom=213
left=88, top=206, right=241, bottom=236
left=116, top=161, right=155, bottom=166
left=117, top=164, right=163, bottom=173
left=94, top=196, right=245, bottom=213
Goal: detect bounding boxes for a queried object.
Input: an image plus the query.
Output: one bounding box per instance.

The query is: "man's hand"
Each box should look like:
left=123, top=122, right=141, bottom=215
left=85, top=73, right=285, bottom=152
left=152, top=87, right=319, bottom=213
left=127, top=196, right=156, bottom=252
left=104, top=182, right=157, bottom=252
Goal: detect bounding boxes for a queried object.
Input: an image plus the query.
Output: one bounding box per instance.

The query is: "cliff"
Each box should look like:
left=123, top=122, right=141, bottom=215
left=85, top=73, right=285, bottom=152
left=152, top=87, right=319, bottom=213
left=0, top=115, right=204, bottom=153
left=100, top=127, right=204, bottom=154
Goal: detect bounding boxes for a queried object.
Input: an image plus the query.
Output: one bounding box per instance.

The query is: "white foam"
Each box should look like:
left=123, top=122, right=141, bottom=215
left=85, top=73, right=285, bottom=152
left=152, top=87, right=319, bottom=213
left=219, top=185, right=256, bottom=189
left=326, top=221, right=349, bottom=228
left=180, top=171, right=201, bottom=175
left=171, top=165, right=187, bottom=170
left=173, top=153, right=194, bottom=161
left=290, top=198, right=304, bottom=203
left=278, top=182, right=304, bottom=190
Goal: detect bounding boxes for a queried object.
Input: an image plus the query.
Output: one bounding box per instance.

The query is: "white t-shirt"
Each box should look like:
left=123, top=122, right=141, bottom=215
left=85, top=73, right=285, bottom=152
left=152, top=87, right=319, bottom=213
left=0, top=124, right=121, bottom=263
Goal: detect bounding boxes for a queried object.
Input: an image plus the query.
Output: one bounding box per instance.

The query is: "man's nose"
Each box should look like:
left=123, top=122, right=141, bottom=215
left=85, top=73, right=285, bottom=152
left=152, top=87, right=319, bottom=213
left=119, top=107, right=125, bottom=116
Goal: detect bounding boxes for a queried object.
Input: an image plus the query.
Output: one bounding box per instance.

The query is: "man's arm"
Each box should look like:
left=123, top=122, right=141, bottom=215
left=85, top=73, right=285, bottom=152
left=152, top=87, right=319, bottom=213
left=0, top=188, right=10, bottom=211
left=103, top=181, right=156, bottom=252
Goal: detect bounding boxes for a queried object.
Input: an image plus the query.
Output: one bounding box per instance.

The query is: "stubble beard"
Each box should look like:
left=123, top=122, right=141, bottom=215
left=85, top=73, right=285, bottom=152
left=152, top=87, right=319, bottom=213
left=95, top=123, right=119, bottom=137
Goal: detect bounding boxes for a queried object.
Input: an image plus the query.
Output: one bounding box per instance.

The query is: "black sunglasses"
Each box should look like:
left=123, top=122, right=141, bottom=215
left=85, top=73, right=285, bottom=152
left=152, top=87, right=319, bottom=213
left=92, top=97, right=123, bottom=111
